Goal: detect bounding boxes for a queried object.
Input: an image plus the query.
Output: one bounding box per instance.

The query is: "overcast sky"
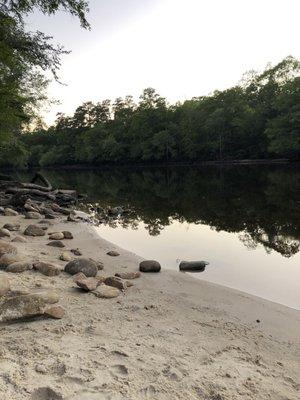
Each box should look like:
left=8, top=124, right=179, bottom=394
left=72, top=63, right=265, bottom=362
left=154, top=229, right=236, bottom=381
left=27, top=0, right=300, bottom=125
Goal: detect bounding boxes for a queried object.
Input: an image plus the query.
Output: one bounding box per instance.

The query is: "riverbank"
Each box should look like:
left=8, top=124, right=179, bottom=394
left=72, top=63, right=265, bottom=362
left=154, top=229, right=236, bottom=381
left=0, top=213, right=299, bottom=400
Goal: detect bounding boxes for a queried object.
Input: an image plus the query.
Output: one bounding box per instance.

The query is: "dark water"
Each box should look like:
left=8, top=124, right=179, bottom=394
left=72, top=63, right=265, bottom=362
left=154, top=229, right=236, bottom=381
left=20, top=165, right=300, bottom=308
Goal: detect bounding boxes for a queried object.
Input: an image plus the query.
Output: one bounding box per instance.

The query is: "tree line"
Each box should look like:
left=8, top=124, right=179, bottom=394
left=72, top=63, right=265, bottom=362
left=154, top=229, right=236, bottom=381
left=0, top=2, right=299, bottom=167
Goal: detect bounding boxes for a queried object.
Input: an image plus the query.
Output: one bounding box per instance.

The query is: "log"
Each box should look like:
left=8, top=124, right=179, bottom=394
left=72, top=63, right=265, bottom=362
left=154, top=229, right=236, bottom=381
left=6, top=188, right=56, bottom=200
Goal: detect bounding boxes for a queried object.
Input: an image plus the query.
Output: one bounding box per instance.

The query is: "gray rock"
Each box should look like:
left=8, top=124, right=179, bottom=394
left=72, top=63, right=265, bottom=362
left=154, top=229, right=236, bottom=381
left=107, top=250, right=120, bottom=257
left=3, top=223, right=20, bottom=232
left=47, top=240, right=65, bottom=248
left=105, top=276, right=127, bottom=291
left=24, top=225, right=46, bottom=237
left=0, top=291, right=59, bottom=322
left=62, top=231, right=73, bottom=239
left=179, top=261, right=209, bottom=272
left=0, top=228, right=11, bottom=238
left=0, top=274, right=10, bottom=296
left=4, top=208, right=18, bottom=216
left=33, top=262, right=60, bottom=276
left=65, top=258, right=98, bottom=277
left=139, top=260, right=161, bottom=273
left=92, top=284, right=120, bottom=299
left=24, top=211, right=43, bottom=219
left=6, top=261, right=33, bottom=273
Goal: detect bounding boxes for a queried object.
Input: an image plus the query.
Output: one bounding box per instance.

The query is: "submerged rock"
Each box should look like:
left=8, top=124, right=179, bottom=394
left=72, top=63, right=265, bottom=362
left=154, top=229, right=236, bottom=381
left=139, top=260, right=161, bottom=273
left=65, top=258, right=98, bottom=277
left=179, top=261, right=209, bottom=272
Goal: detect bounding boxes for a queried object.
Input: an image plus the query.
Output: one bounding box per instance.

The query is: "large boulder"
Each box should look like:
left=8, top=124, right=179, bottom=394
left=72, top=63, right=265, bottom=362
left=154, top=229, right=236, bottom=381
left=0, top=291, right=59, bottom=322
left=0, top=274, right=10, bottom=296
left=24, top=225, right=46, bottom=237
left=64, top=258, right=98, bottom=277
left=0, top=241, right=18, bottom=258
left=139, top=260, right=161, bottom=273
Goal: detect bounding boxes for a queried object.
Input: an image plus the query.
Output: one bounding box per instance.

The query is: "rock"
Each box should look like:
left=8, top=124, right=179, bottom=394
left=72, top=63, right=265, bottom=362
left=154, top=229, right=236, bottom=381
left=35, top=364, right=47, bottom=374
left=49, top=232, right=64, bottom=240
left=115, top=271, right=141, bottom=280
left=24, top=211, right=43, bottom=219
left=59, top=252, right=72, bottom=262
left=71, top=248, right=82, bottom=256
left=4, top=208, right=18, bottom=216
left=11, top=236, right=27, bottom=243
left=0, top=241, right=18, bottom=258
left=3, top=223, right=20, bottom=232
left=104, top=276, right=127, bottom=291
left=24, top=203, right=39, bottom=213
left=0, top=291, right=59, bottom=322
left=44, top=213, right=56, bottom=220
left=73, top=272, right=86, bottom=282
left=33, top=262, right=60, bottom=277
left=6, top=261, right=33, bottom=273
left=126, top=281, right=134, bottom=287
left=92, top=284, right=120, bottom=299
left=0, top=274, right=10, bottom=296
left=47, top=240, right=65, bottom=248
left=62, top=231, right=73, bottom=239
left=76, top=277, right=99, bottom=292
left=0, top=228, right=11, bottom=238
left=179, top=261, right=209, bottom=272
left=65, top=258, right=98, bottom=277
left=95, top=276, right=106, bottom=285
left=0, top=253, right=24, bottom=268
left=139, top=260, right=161, bottom=273
left=24, top=225, right=46, bottom=237
left=0, top=207, right=4, bottom=214
left=44, top=306, right=65, bottom=319
left=67, top=214, right=78, bottom=222
left=107, top=250, right=120, bottom=257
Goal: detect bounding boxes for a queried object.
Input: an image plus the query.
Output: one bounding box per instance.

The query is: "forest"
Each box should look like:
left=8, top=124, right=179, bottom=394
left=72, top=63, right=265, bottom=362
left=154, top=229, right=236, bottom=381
left=0, top=1, right=299, bottom=168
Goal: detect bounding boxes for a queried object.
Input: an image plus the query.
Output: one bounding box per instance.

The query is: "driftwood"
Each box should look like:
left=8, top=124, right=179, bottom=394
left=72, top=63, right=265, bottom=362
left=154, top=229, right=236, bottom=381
left=0, top=173, right=78, bottom=210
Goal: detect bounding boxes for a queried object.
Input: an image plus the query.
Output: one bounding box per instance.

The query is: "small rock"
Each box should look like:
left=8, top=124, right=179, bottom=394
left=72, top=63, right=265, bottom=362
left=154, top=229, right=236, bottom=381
left=47, top=240, right=65, bottom=248
left=35, top=365, right=47, bottom=374
left=139, top=260, right=161, bottom=273
left=0, top=253, right=24, bottom=268
left=107, top=250, right=120, bottom=257
left=76, top=277, right=99, bottom=292
left=104, top=276, right=127, bottom=291
left=0, top=274, right=10, bottom=296
left=95, top=276, right=106, bottom=285
left=24, top=225, right=46, bottom=237
left=44, top=306, right=65, bottom=319
left=44, top=213, right=56, bottom=220
left=49, top=232, right=65, bottom=240
left=65, top=258, right=98, bottom=277
left=59, top=252, right=72, bottom=262
left=6, top=261, right=33, bottom=273
left=0, top=241, right=18, bottom=258
left=4, top=208, right=18, bottom=216
left=179, top=261, right=209, bottom=272
left=115, top=271, right=141, bottom=280
left=3, top=223, right=20, bottom=232
left=33, top=262, right=60, bottom=277
left=126, top=281, right=134, bottom=287
left=62, top=231, right=73, bottom=239
left=11, top=235, right=27, bottom=243
left=73, top=272, right=87, bottom=282
left=0, top=228, right=10, bottom=238
left=71, top=248, right=82, bottom=256
left=24, top=211, right=42, bottom=219
left=92, top=284, right=120, bottom=299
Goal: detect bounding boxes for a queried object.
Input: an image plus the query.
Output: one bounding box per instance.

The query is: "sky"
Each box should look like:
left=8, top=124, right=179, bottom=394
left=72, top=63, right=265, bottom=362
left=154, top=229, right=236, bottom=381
left=26, top=0, right=300, bottom=125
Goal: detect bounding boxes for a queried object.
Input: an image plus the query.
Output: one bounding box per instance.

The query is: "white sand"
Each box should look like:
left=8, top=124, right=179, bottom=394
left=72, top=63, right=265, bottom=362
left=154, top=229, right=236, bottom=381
left=0, top=214, right=299, bottom=400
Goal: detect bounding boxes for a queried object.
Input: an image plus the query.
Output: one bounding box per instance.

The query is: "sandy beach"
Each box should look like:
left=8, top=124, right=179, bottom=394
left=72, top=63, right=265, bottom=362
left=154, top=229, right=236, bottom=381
left=0, top=213, right=299, bottom=400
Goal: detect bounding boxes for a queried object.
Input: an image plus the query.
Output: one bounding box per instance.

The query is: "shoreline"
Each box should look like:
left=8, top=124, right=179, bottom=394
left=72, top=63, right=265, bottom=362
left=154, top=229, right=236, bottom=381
left=0, top=214, right=299, bottom=399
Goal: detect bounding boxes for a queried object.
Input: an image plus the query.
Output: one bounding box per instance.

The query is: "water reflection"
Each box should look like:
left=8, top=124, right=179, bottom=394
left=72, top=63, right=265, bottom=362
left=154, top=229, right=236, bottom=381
left=21, top=164, right=300, bottom=258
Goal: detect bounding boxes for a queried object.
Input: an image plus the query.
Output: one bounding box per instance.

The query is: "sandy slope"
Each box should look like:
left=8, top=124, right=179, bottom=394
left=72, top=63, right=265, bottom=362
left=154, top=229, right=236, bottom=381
left=0, top=214, right=299, bottom=400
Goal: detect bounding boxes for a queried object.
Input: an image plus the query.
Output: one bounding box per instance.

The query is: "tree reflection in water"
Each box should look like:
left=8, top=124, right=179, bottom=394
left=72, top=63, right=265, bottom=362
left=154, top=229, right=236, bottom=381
left=28, top=165, right=299, bottom=258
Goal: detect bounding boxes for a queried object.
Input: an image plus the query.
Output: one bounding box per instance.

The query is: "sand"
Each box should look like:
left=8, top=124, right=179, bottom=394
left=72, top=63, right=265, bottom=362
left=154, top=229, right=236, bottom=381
left=0, top=214, right=299, bottom=400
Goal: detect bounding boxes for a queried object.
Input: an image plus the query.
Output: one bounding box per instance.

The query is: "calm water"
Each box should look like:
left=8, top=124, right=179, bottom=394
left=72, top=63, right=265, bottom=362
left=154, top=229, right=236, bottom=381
left=20, top=165, right=300, bottom=309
